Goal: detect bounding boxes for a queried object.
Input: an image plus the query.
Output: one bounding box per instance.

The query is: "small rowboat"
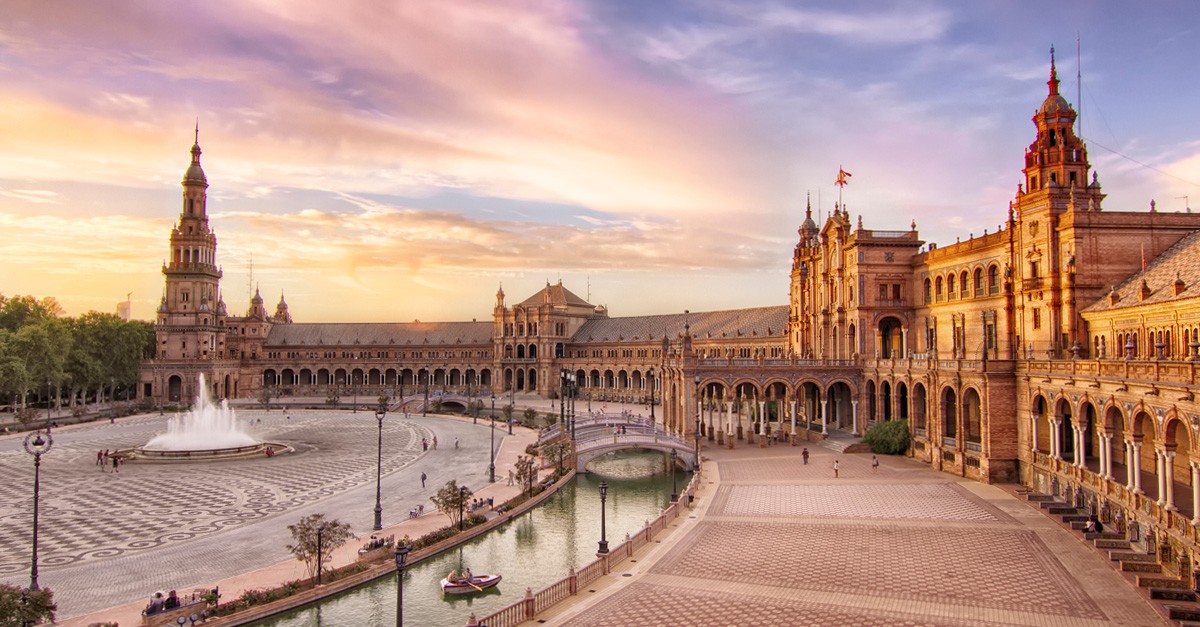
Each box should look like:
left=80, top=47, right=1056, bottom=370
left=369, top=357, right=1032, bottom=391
left=440, top=573, right=502, bottom=595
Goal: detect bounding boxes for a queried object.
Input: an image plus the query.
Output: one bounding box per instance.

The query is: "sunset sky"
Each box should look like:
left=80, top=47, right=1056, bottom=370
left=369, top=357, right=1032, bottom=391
left=2, top=1, right=1199, bottom=323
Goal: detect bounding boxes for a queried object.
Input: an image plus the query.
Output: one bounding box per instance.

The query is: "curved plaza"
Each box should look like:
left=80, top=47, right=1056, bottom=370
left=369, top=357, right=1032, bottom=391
left=0, top=407, right=500, bottom=620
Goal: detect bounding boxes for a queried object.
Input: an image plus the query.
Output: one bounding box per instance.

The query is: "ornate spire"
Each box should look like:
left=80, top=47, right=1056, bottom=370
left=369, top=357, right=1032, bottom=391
left=1047, top=45, right=1060, bottom=96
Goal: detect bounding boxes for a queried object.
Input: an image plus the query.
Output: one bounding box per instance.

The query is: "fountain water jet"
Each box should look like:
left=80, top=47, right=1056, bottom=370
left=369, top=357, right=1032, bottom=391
left=129, top=374, right=289, bottom=461
left=146, top=374, right=258, bottom=450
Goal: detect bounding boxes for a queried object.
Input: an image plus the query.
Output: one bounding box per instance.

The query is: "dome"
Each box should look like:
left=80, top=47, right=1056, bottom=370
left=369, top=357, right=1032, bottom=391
left=1040, top=93, right=1070, bottom=115
left=183, top=162, right=207, bottom=185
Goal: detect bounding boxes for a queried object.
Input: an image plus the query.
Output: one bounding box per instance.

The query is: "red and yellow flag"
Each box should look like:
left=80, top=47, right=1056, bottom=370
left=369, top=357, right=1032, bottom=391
left=835, top=167, right=852, bottom=187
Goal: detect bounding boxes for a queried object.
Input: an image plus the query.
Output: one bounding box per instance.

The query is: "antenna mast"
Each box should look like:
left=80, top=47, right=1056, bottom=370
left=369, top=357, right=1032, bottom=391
left=1076, top=34, right=1082, bottom=137
left=247, top=253, right=254, bottom=305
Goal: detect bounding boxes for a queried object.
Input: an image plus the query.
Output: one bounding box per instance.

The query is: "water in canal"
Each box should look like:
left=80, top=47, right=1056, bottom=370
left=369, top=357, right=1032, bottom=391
left=253, top=450, right=691, bottom=627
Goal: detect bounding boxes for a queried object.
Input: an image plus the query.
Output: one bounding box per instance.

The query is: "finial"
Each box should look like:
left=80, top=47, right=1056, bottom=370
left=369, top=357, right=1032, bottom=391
left=806, top=192, right=812, bottom=216
left=194, top=119, right=199, bottom=144
left=1047, top=45, right=1060, bottom=96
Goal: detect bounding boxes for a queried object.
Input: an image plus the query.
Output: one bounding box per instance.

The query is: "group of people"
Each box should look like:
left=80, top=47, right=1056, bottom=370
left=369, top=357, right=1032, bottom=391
left=467, top=497, right=493, bottom=513
left=96, top=449, right=121, bottom=473
left=421, top=435, right=439, bottom=451
left=144, top=590, right=181, bottom=615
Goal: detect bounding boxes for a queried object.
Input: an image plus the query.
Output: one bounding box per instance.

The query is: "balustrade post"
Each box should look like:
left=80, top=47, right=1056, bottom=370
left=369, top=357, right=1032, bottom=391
left=524, top=587, right=536, bottom=619
left=466, top=613, right=479, bottom=627
left=568, top=567, right=577, bottom=594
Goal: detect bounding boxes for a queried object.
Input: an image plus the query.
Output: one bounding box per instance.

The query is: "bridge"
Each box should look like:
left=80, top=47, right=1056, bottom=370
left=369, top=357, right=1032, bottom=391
left=541, top=413, right=697, bottom=472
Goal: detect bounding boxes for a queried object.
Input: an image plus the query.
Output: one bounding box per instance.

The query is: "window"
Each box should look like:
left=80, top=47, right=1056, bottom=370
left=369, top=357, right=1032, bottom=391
left=974, top=269, right=984, bottom=295
left=924, top=279, right=932, bottom=304
left=947, top=275, right=956, bottom=298
left=1032, top=308, right=1041, bottom=330
left=1030, top=261, right=1040, bottom=279
left=988, top=266, right=999, bottom=294
left=935, top=277, right=943, bottom=300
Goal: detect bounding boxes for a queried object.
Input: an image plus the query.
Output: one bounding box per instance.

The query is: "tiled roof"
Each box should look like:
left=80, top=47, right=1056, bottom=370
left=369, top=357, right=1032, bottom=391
left=517, top=281, right=593, bottom=308
left=266, top=321, right=493, bottom=347
left=572, top=306, right=789, bottom=344
left=1082, top=230, right=1200, bottom=312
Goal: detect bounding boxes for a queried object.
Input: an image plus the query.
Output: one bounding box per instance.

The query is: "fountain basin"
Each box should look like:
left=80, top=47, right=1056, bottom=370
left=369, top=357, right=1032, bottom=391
left=122, top=441, right=293, bottom=463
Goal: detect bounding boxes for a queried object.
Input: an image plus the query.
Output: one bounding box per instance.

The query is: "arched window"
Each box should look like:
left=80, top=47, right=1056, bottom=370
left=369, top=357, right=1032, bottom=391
left=935, top=277, right=944, bottom=300
left=924, top=278, right=932, bottom=304
left=988, top=265, right=1000, bottom=294
left=973, top=268, right=984, bottom=296
left=960, top=271, right=969, bottom=297
left=947, top=274, right=956, bottom=299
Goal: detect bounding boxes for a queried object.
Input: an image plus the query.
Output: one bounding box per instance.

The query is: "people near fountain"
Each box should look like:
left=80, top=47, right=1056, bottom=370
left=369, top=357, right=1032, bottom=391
left=164, top=590, right=180, bottom=610
left=96, top=450, right=104, bottom=466
left=112, top=455, right=120, bottom=473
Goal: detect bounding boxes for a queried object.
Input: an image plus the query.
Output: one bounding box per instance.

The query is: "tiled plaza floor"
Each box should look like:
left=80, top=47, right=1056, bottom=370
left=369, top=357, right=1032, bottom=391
left=543, top=443, right=1168, bottom=627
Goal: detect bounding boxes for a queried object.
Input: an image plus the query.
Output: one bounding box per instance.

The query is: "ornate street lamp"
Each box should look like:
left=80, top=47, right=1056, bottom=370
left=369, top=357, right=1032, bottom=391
left=597, top=481, right=609, bottom=554
left=422, top=368, right=429, bottom=417
left=488, top=409, right=496, bottom=483
left=373, top=405, right=386, bottom=531
left=669, top=448, right=678, bottom=502
left=694, top=375, right=702, bottom=472
left=560, top=369, right=568, bottom=436
left=647, top=368, right=655, bottom=423
left=458, top=485, right=470, bottom=531
left=394, top=542, right=411, bottom=627
left=24, top=430, right=52, bottom=590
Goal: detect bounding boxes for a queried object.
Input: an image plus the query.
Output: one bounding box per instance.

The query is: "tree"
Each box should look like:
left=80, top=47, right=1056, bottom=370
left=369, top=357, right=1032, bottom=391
left=502, top=403, right=514, bottom=425
left=258, top=385, right=274, bottom=410
left=543, top=438, right=574, bottom=472
left=514, top=455, right=537, bottom=496
left=863, top=419, right=910, bottom=455
left=522, top=407, right=538, bottom=427
left=429, top=479, right=473, bottom=529
left=0, top=583, right=56, bottom=627
left=286, top=514, right=354, bottom=580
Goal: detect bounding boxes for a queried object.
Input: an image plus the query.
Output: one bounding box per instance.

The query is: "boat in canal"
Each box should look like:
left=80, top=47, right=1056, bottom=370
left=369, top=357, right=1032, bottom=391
left=440, top=570, right=502, bottom=595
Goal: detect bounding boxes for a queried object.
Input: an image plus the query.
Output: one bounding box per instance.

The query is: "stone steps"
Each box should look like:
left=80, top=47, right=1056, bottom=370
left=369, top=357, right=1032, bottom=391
left=1151, top=588, right=1198, bottom=602
left=1096, top=539, right=1131, bottom=550
left=1169, top=604, right=1200, bottom=623
left=1124, top=561, right=1164, bottom=574
left=1112, top=551, right=1159, bottom=563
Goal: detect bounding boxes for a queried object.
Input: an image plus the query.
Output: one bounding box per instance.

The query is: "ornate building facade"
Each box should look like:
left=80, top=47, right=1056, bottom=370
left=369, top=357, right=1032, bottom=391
left=141, top=54, right=1200, bottom=576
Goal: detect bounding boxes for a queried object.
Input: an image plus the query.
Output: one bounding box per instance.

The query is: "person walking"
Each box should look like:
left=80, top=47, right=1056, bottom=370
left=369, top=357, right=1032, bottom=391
left=454, top=437, right=459, bottom=449
left=421, top=472, right=427, bottom=489
left=96, top=450, right=104, bottom=466
left=801, top=448, right=809, bottom=465
left=833, top=459, right=839, bottom=478
left=422, top=438, right=428, bottom=451
left=507, top=469, right=515, bottom=486
left=112, top=455, right=120, bottom=474
left=871, top=455, right=879, bottom=473
left=433, top=435, right=438, bottom=450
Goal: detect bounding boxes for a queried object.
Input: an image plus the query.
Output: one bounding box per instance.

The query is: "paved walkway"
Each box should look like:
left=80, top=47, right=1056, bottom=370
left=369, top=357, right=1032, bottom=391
left=0, top=408, right=539, bottom=627
left=538, top=443, right=1169, bottom=626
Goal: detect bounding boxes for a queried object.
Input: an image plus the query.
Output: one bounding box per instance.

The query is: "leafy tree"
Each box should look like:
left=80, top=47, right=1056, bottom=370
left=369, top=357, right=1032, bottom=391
left=0, top=583, right=56, bottom=627
left=286, top=514, right=354, bottom=581
left=514, top=455, right=537, bottom=496
left=429, top=480, right=473, bottom=529
left=0, top=295, right=63, bottom=332
left=543, top=439, right=574, bottom=472
left=258, top=386, right=273, bottom=410
left=522, top=407, right=538, bottom=427
left=430, top=398, right=443, bottom=414
left=863, top=419, right=910, bottom=455
left=501, top=403, right=514, bottom=426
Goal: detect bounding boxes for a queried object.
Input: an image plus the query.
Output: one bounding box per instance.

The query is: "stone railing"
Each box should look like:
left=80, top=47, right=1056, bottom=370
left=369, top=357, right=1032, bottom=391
left=1023, top=359, right=1198, bottom=386
left=467, top=470, right=703, bottom=627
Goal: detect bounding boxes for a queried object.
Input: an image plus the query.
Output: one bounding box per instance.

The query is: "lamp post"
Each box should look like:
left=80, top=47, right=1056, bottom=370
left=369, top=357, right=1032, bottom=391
left=373, top=406, right=386, bottom=531
left=24, top=430, right=52, bottom=590
left=458, top=485, right=469, bottom=531
left=597, top=481, right=609, bottom=554
left=353, top=373, right=358, bottom=413
left=422, top=368, right=429, bottom=417
left=647, top=367, right=655, bottom=424
left=46, top=380, right=53, bottom=430
left=488, top=409, right=496, bottom=483
left=694, top=375, right=702, bottom=471
left=394, top=542, right=411, bottom=627
left=560, top=369, right=567, bottom=435
left=669, top=448, right=678, bottom=502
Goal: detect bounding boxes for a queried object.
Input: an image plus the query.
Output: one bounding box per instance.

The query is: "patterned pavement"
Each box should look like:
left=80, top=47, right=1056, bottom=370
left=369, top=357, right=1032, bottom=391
left=550, top=448, right=1167, bottom=627
left=0, top=409, right=500, bottom=616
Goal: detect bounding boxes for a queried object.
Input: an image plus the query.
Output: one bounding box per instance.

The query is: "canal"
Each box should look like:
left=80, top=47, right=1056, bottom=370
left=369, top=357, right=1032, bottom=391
left=253, top=450, right=691, bottom=627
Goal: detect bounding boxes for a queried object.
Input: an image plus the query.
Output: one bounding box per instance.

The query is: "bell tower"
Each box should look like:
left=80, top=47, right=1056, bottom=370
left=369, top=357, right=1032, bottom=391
left=156, top=127, right=225, bottom=358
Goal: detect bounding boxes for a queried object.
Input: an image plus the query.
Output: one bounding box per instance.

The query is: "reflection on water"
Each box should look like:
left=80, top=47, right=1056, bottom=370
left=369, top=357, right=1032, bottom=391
left=252, top=450, right=690, bottom=627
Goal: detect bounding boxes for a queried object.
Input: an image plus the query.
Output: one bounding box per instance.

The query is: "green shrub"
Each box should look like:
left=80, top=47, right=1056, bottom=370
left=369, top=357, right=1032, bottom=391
left=863, top=419, right=910, bottom=455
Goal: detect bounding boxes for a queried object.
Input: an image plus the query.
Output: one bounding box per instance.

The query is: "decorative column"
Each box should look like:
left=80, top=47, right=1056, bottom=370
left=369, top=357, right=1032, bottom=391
left=1050, top=419, right=1062, bottom=459
left=1076, top=426, right=1086, bottom=468
left=1191, top=462, right=1200, bottom=525
left=1031, top=417, right=1039, bottom=456
left=790, top=398, right=797, bottom=443
left=821, top=398, right=829, bottom=435
left=1156, top=449, right=1166, bottom=505
left=1164, top=450, right=1177, bottom=510
left=1132, top=441, right=1143, bottom=494
left=851, top=399, right=860, bottom=436
left=1125, top=441, right=1135, bottom=489
left=1099, top=434, right=1111, bottom=479
left=901, top=328, right=908, bottom=359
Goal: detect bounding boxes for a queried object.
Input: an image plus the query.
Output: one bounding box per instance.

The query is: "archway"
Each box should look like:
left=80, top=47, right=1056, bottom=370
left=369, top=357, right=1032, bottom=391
left=1133, top=411, right=1157, bottom=500
left=896, top=381, right=908, bottom=420
left=866, top=380, right=877, bottom=424
left=1165, top=416, right=1193, bottom=515
left=941, top=387, right=957, bottom=442
left=912, top=383, right=927, bottom=433
left=1033, top=396, right=1051, bottom=454
left=963, top=388, right=982, bottom=447
left=879, top=316, right=903, bottom=358
left=168, top=375, right=183, bottom=403
left=881, top=381, right=893, bottom=421
left=1056, top=398, right=1074, bottom=462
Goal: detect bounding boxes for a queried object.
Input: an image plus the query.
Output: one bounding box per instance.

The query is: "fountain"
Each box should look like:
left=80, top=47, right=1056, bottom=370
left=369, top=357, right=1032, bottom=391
left=130, top=374, right=289, bottom=461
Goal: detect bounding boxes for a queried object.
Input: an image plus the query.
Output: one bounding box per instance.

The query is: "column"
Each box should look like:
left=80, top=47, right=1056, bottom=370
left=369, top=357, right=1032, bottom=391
left=1164, top=451, right=1177, bottom=510
left=1132, top=441, right=1143, bottom=494
left=1125, top=441, right=1134, bottom=489
left=851, top=399, right=860, bottom=436
left=1100, top=434, right=1111, bottom=479
left=790, top=399, right=797, bottom=436
left=1031, top=417, right=1039, bottom=456
left=875, top=330, right=882, bottom=358
left=1076, top=427, right=1086, bottom=468
left=821, top=398, right=829, bottom=435
left=1191, top=462, right=1200, bottom=525
left=1050, top=419, right=1062, bottom=459
left=901, top=329, right=908, bottom=359
left=1156, top=449, right=1166, bottom=505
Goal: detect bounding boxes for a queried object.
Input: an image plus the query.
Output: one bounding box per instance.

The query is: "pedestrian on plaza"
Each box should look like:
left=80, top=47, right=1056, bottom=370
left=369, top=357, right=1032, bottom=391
left=433, top=435, right=438, bottom=450
left=833, top=459, right=839, bottom=478
left=421, top=472, right=427, bottom=488
left=97, top=450, right=104, bottom=466
left=871, top=455, right=879, bottom=473
left=507, top=469, right=515, bottom=486
left=801, top=448, right=809, bottom=465
left=454, top=437, right=459, bottom=449
left=422, top=438, right=428, bottom=451
left=112, top=455, right=120, bottom=473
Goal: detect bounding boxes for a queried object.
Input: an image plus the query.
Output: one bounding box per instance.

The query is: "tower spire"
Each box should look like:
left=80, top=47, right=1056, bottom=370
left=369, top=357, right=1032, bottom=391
left=1047, top=45, right=1060, bottom=96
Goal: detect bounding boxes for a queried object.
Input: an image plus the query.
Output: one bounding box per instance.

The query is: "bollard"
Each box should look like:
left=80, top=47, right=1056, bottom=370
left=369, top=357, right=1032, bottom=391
left=524, top=587, right=536, bottom=619
left=466, top=612, right=479, bottom=627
